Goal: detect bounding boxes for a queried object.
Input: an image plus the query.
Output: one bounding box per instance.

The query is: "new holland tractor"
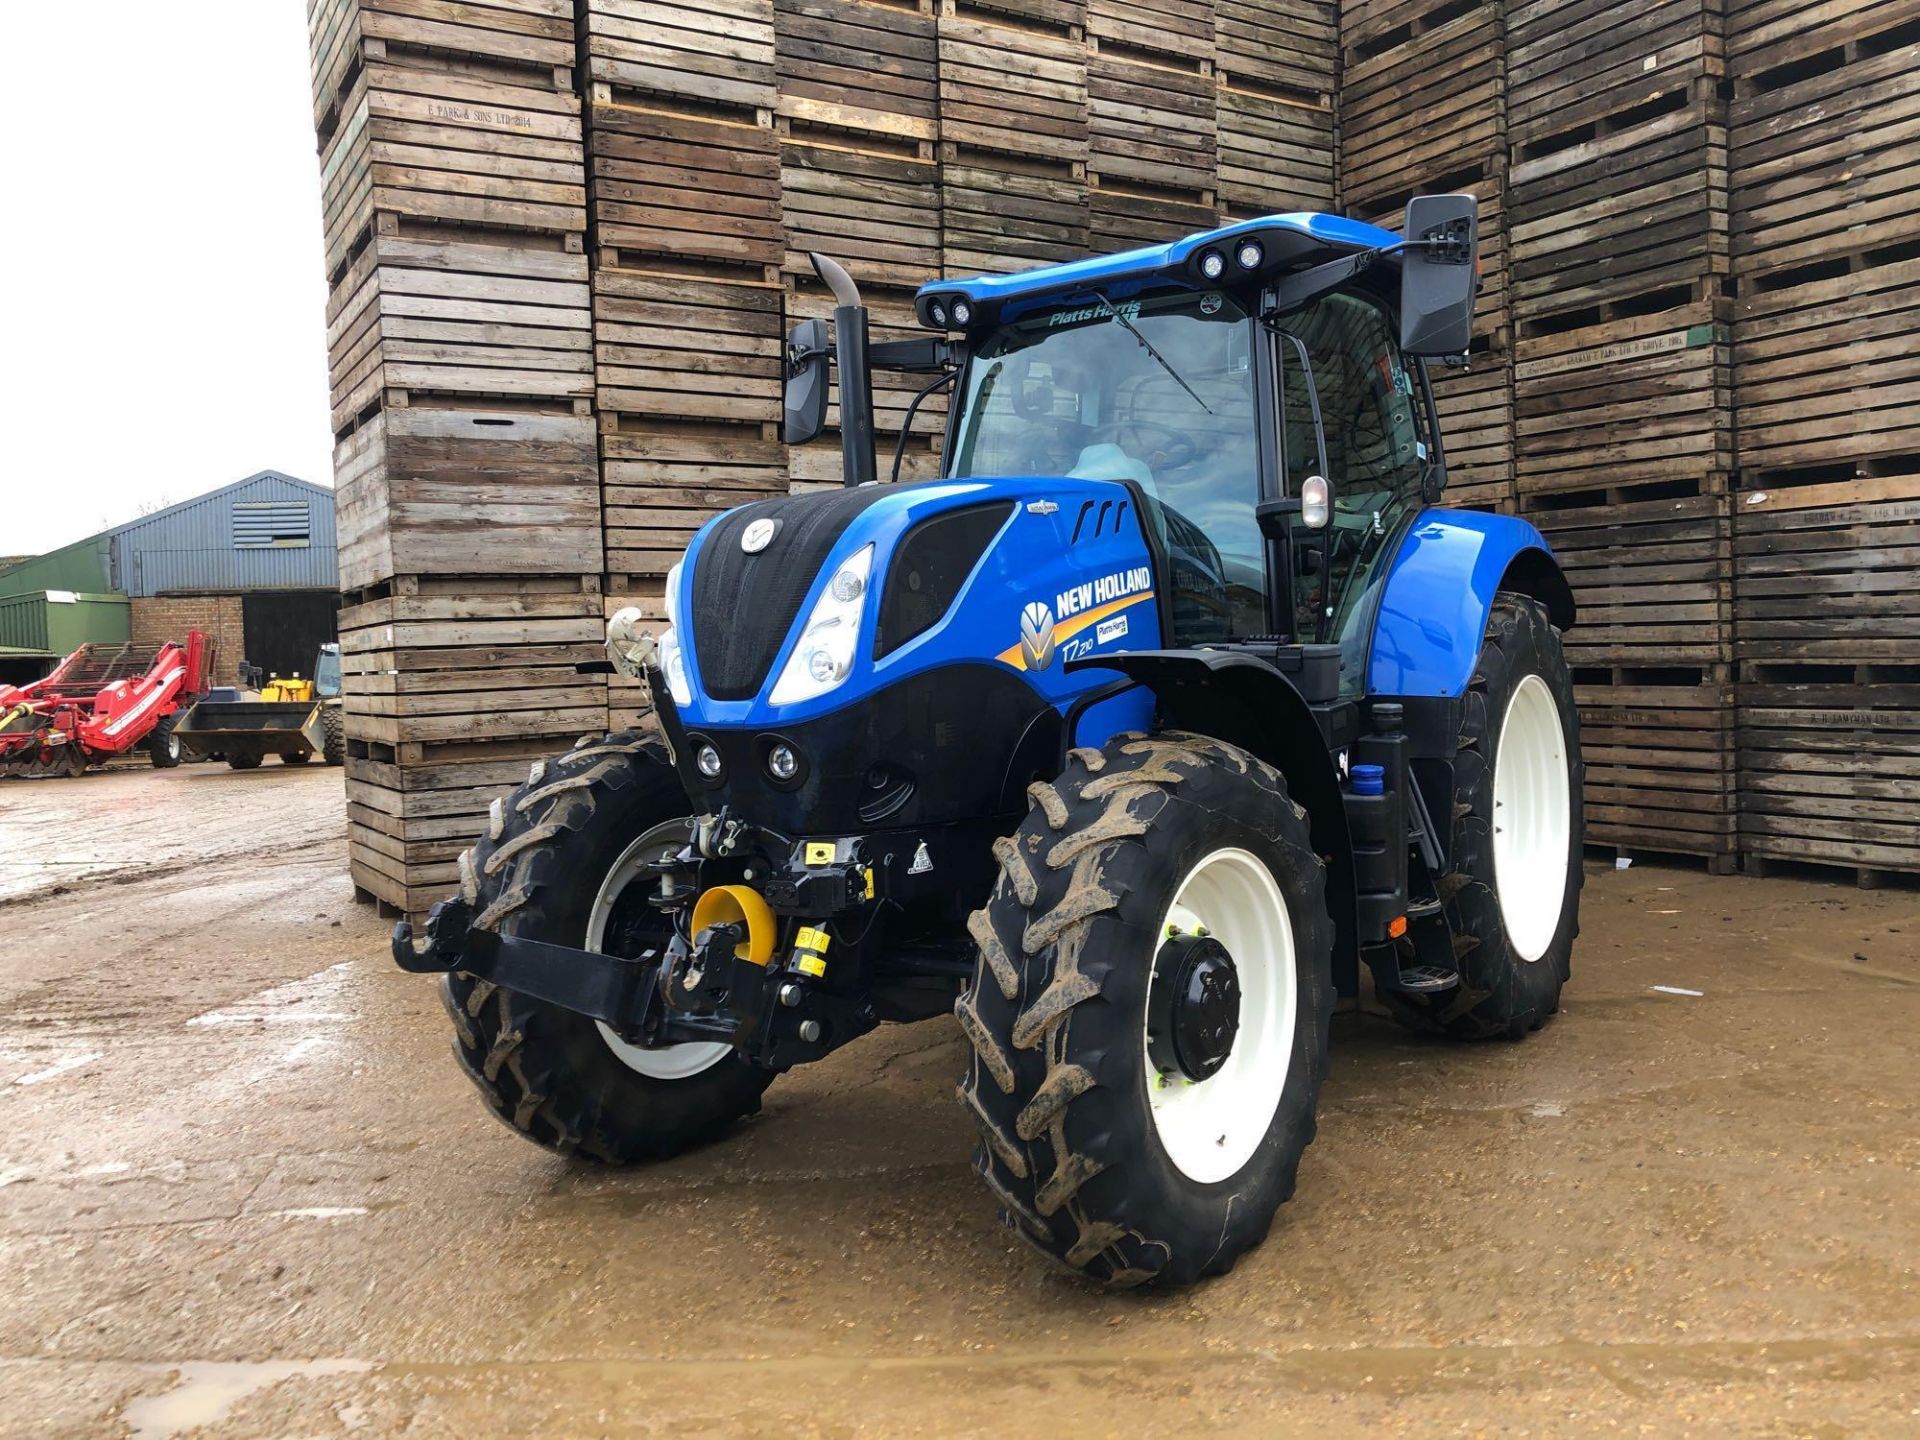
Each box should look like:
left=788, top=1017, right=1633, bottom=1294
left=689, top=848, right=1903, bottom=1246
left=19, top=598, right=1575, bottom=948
left=394, top=196, right=1583, bottom=1287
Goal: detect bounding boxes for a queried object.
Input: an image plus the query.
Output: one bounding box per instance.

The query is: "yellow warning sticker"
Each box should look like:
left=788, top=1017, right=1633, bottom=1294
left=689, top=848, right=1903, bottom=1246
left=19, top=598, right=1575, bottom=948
left=803, top=841, right=836, bottom=866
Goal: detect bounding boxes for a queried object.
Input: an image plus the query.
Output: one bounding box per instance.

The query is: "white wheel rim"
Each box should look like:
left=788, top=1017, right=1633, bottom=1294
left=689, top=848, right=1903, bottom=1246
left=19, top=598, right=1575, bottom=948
left=166, top=734, right=180, bottom=760
left=589, top=820, right=732, bottom=1081
left=1493, top=673, right=1572, bottom=963
left=1145, top=847, right=1296, bottom=1185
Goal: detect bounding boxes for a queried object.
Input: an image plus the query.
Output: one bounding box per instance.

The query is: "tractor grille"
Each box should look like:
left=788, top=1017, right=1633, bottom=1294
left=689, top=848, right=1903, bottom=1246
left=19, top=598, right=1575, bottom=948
left=690, top=487, right=892, bottom=700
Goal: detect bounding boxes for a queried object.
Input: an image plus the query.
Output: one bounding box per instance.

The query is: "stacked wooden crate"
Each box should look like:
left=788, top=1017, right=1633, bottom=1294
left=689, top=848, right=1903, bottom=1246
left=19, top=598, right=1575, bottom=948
left=577, top=0, right=791, bottom=728
left=1216, top=0, right=1337, bottom=218
left=938, top=0, right=1092, bottom=277
left=1502, top=0, right=1738, bottom=868
left=1726, top=0, right=1920, bottom=879
left=1087, top=0, right=1220, bottom=248
left=779, top=0, right=946, bottom=492
left=1338, top=0, right=1512, bottom=511
left=309, top=0, right=608, bottom=917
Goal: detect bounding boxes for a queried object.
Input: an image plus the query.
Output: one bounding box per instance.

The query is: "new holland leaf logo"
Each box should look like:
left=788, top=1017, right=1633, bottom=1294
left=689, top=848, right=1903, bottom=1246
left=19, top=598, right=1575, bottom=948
left=1019, top=601, right=1057, bottom=671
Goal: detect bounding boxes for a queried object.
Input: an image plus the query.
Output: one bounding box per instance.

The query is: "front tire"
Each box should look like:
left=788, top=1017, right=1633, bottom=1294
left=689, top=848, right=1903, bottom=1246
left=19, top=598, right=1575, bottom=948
left=1385, top=594, right=1583, bottom=1040
left=442, top=732, right=774, bottom=1162
left=147, top=715, right=182, bottom=768
left=320, top=704, right=345, bottom=765
left=960, top=732, right=1333, bottom=1287
left=227, top=753, right=262, bottom=771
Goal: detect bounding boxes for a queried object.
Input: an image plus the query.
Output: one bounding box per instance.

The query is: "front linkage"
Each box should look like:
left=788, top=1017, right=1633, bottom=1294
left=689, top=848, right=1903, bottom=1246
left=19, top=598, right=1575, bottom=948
left=394, top=808, right=981, bottom=1072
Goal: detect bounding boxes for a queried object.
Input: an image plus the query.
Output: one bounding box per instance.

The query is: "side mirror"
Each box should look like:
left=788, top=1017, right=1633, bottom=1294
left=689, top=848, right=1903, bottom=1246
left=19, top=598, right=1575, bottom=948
left=783, top=318, right=830, bottom=445
left=1399, top=193, right=1479, bottom=357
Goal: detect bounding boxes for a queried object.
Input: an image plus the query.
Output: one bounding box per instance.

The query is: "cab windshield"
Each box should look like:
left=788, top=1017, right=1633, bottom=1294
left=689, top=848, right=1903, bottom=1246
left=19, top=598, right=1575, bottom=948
left=947, top=289, right=1264, bottom=641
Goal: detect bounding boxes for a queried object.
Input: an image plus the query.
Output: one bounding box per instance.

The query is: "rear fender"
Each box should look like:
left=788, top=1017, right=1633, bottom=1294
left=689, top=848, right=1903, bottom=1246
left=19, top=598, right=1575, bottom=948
left=1073, top=650, right=1360, bottom=998
left=1368, top=509, right=1574, bottom=699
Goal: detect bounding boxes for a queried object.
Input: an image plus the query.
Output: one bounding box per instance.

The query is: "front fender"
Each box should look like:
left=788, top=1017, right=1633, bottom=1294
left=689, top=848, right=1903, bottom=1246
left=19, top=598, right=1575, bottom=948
left=1069, top=648, right=1360, bottom=998
left=1368, top=509, right=1573, bottom=699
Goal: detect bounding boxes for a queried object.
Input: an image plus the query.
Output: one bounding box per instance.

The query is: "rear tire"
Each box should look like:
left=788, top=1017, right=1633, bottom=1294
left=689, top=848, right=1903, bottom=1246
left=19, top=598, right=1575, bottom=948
left=960, top=731, right=1333, bottom=1287
left=147, top=716, right=182, bottom=769
left=1385, top=593, right=1583, bottom=1040
left=227, top=753, right=262, bottom=771
left=442, top=732, right=775, bottom=1162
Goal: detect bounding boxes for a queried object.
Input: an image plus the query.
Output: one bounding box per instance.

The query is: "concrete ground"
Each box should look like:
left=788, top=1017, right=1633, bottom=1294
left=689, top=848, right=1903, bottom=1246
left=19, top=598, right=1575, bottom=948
left=0, top=765, right=1915, bottom=1439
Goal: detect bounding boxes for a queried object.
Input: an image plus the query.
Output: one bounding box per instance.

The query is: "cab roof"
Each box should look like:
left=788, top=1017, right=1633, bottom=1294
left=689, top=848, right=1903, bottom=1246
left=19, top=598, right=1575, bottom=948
left=916, top=212, right=1403, bottom=313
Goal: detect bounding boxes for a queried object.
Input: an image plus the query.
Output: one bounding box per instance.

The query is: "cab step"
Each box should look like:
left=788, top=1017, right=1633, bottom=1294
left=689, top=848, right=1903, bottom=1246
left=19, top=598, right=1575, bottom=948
left=1394, top=964, right=1460, bottom=994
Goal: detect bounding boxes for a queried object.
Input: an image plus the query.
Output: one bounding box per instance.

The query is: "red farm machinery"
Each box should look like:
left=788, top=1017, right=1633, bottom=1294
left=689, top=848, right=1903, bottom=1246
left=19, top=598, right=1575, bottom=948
left=0, top=631, right=212, bottom=778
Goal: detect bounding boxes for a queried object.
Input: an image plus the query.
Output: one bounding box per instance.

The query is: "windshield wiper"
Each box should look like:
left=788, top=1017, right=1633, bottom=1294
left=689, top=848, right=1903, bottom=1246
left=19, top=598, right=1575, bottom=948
left=1086, top=288, right=1213, bottom=416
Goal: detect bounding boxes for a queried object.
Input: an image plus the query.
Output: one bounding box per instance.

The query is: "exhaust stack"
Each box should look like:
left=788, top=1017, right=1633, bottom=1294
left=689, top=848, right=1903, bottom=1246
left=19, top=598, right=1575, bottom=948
left=810, top=252, right=877, bottom=487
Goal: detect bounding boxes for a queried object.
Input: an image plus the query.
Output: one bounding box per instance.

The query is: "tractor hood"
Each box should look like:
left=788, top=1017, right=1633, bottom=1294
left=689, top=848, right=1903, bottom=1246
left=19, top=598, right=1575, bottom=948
left=655, top=476, right=1162, bottom=833
left=669, top=477, right=1163, bottom=730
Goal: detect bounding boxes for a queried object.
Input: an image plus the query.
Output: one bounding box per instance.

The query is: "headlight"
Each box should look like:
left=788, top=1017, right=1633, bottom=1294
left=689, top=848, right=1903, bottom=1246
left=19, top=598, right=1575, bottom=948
left=769, top=545, right=874, bottom=706
left=658, top=561, right=692, bottom=706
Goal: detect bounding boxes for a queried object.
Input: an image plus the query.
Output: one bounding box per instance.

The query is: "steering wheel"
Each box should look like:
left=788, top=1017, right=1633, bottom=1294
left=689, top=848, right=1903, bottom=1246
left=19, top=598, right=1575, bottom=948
left=1096, top=418, right=1197, bottom=472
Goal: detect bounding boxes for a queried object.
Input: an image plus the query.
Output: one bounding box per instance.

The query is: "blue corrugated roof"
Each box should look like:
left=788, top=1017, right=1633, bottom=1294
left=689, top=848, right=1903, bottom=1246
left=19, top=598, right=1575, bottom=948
left=919, top=212, right=1403, bottom=308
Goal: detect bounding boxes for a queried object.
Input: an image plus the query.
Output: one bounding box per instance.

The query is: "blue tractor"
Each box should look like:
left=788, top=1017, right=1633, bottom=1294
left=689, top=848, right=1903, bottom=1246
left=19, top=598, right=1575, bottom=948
left=395, top=196, right=1583, bottom=1287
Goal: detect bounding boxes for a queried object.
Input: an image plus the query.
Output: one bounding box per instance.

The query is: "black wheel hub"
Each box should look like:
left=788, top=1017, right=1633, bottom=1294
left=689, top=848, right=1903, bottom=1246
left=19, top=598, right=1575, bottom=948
left=1146, top=933, right=1241, bottom=1081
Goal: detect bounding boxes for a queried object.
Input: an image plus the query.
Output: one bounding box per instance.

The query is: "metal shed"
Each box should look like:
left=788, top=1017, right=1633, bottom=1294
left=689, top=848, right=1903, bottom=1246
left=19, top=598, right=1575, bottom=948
left=106, top=471, right=337, bottom=597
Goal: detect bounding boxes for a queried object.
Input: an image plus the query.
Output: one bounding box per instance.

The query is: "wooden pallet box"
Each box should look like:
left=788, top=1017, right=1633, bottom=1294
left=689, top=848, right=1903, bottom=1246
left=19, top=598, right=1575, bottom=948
left=1736, top=678, right=1920, bottom=875
left=781, top=140, right=941, bottom=291
left=1505, top=0, right=1724, bottom=138
left=337, top=577, right=608, bottom=753
left=326, top=234, right=592, bottom=430
left=1507, top=96, right=1727, bottom=327
left=578, top=0, right=778, bottom=114
left=937, top=15, right=1090, bottom=167
left=774, top=0, right=939, bottom=150
left=1724, top=0, right=1912, bottom=80
left=585, top=101, right=784, bottom=275
left=1216, top=86, right=1335, bottom=213
left=601, top=420, right=788, bottom=579
left=1087, top=49, right=1218, bottom=204
left=1214, top=0, right=1338, bottom=100
left=318, top=61, right=586, bottom=280
left=591, top=269, right=785, bottom=426
left=334, top=406, right=602, bottom=591
left=1526, top=491, right=1734, bottom=668
left=1577, top=680, right=1739, bottom=862
left=941, top=159, right=1092, bottom=276
left=1728, top=17, right=1918, bottom=282
left=1732, top=474, right=1920, bottom=667
left=1090, top=0, right=1215, bottom=68
left=1339, top=0, right=1505, bottom=209
left=1732, top=257, right=1920, bottom=480
left=1512, top=300, right=1732, bottom=498
left=309, top=0, right=576, bottom=134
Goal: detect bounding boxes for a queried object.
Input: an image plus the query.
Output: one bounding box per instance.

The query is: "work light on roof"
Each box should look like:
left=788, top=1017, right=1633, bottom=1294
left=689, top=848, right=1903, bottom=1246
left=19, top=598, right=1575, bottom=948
left=951, top=299, right=973, bottom=326
left=928, top=299, right=948, bottom=328
left=1198, top=249, right=1227, bottom=281
left=1236, top=240, right=1265, bottom=270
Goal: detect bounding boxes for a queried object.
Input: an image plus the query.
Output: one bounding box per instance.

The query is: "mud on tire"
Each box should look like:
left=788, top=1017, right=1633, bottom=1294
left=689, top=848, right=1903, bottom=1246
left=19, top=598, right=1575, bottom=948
left=1385, top=594, right=1584, bottom=1041
left=959, top=731, right=1334, bottom=1287
left=442, top=731, right=773, bottom=1162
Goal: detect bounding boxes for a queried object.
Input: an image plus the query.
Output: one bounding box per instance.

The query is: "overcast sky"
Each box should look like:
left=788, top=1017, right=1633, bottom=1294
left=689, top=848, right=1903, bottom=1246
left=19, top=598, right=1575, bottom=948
left=1, top=3, right=333, bottom=557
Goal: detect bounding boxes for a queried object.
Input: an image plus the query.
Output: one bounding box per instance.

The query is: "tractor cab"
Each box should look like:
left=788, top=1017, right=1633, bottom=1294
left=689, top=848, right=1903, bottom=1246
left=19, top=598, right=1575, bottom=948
left=787, top=200, right=1484, bottom=680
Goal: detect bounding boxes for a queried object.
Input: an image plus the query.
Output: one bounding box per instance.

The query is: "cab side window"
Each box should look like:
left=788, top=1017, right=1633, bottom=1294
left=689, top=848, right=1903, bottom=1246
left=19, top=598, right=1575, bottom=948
left=1278, top=294, right=1430, bottom=687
